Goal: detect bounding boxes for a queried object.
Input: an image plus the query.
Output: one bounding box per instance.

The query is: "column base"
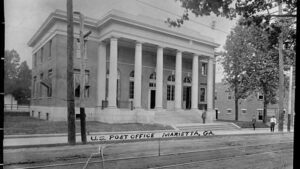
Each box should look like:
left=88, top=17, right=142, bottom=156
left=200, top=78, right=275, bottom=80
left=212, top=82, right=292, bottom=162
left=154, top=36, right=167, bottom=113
left=155, top=107, right=163, bottom=111
left=106, top=106, right=118, bottom=109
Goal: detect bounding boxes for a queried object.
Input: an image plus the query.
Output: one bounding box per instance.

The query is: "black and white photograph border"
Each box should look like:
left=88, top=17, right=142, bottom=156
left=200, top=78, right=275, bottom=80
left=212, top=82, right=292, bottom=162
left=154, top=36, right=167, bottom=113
left=3, top=0, right=296, bottom=168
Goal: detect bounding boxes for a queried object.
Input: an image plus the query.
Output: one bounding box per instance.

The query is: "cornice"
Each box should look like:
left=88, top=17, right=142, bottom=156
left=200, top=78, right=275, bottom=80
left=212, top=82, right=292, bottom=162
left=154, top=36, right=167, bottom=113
left=97, top=10, right=219, bottom=48
left=28, top=9, right=219, bottom=49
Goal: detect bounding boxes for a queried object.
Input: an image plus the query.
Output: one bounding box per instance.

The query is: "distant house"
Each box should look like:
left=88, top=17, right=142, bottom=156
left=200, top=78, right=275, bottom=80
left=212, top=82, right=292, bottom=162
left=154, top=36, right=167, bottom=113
left=214, top=82, right=295, bottom=124
left=4, top=94, right=18, bottom=110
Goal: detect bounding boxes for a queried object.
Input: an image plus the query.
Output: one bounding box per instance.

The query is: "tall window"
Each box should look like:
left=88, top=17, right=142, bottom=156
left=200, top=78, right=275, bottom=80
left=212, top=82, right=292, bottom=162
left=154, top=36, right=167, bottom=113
left=49, top=39, right=52, bottom=58
left=40, top=47, right=44, bottom=63
left=39, top=73, right=44, bottom=97
left=167, top=74, right=175, bottom=101
left=201, top=62, right=207, bottom=76
left=257, top=109, right=263, bottom=120
left=47, top=69, right=53, bottom=97
left=129, top=71, right=134, bottom=99
left=200, top=87, right=206, bottom=102
left=33, top=76, right=37, bottom=97
left=33, top=53, right=37, bottom=67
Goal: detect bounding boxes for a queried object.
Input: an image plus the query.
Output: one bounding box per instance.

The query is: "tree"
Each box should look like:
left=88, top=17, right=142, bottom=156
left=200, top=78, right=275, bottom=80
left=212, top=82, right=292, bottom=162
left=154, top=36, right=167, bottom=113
left=14, top=61, right=32, bottom=104
left=222, top=22, right=254, bottom=121
left=4, top=50, right=32, bottom=104
left=223, top=18, right=295, bottom=123
left=4, top=49, right=20, bottom=94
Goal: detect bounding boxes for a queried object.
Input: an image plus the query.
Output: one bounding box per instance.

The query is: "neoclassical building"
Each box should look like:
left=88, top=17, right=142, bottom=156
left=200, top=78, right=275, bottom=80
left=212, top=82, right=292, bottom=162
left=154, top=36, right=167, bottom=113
left=28, top=9, right=219, bottom=124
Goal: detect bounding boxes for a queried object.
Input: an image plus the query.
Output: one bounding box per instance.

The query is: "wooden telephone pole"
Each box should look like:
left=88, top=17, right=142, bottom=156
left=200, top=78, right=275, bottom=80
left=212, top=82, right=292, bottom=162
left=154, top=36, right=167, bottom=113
left=74, top=11, right=91, bottom=144
left=277, top=2, right=284, bottom=132
left=67, top=0, right=76, bottom=145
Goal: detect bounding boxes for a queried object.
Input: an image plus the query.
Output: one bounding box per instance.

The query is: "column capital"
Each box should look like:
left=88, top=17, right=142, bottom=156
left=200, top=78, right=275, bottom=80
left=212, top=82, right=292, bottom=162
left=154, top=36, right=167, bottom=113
left=176, top=50, right=182, bottom=54
left=193, top=54, right=199, bottom=58
left=110, top=36, right=119, bottom=41
left=135, top=41, right=143, bottom=46
left=99, top=41, right=107, bottom=46
left=157, top=45, right=165, bottom=49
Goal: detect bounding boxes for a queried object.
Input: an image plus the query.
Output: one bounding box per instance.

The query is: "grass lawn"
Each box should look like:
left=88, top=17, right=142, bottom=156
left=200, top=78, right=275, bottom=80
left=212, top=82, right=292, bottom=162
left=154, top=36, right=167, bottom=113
left=216, top=119, right=269, bottom=128
left=4, top=115, right=174, bottom=135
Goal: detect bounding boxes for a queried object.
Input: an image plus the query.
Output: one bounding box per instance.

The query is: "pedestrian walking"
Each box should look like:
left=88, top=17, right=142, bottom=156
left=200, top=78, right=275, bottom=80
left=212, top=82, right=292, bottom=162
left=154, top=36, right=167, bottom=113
left=270, top=116, right=277, bottom=132
left=251, top=115, right=256, bottom=130
left=202, top=109, right=207, bottom=124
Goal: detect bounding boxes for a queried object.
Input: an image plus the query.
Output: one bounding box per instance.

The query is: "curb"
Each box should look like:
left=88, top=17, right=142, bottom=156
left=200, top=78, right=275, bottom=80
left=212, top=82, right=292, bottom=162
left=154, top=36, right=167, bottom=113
left=4, top=131, right=293, bottom=149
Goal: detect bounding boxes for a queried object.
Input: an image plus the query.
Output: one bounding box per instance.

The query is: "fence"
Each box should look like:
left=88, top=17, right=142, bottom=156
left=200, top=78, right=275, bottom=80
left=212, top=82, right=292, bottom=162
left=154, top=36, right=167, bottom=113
left=4, top=104, right=30, bottom=112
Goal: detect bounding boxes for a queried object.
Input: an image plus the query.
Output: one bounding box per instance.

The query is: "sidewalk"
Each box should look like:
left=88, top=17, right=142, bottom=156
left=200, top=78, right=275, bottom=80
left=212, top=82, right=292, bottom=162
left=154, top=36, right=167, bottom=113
left=3, top=126, right=293, bottom=148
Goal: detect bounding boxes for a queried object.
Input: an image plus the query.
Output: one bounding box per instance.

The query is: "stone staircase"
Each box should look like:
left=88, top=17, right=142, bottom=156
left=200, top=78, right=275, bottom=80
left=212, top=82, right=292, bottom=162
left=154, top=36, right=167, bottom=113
left=154, top=109, right=204, bottom=125
left=175, top=122, right=241, bottom=131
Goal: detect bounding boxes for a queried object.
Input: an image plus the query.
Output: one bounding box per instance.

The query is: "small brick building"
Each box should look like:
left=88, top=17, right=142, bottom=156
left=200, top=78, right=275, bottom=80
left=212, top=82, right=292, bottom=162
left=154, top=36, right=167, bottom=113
left=215, top=82, right=295, bottom=124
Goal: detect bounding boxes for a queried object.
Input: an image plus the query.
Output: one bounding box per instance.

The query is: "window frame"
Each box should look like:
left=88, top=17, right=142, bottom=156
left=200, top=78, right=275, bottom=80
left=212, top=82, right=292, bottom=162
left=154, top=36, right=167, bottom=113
left=199, top=87, right=206, bottom=102
left=201, top=62, right=208, bottom=76
left=167, top=74, right=175, bottom=101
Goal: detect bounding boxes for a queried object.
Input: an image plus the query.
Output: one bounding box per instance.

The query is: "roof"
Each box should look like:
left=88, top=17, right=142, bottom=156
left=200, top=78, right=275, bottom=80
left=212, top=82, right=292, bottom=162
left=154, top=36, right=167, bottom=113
left=28, top=9, right=219, bottom=48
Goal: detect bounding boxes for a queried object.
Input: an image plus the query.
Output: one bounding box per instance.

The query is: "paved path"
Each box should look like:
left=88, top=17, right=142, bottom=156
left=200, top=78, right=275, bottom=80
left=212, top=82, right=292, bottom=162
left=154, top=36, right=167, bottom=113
left=4, top=126, right=293, bottom=148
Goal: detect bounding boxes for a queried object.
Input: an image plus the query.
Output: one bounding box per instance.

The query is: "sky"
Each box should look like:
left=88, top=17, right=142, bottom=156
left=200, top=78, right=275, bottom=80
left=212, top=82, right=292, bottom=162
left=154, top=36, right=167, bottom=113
left=4, top=0, right=238, bottom=82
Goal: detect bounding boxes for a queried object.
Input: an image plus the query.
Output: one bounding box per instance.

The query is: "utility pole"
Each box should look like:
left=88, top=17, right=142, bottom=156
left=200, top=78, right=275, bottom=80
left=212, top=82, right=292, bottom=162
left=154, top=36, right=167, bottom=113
left=67, top=0, right=76, bottom=145
left=277, top=2, right=284, bottom=132
left=287, top=66, right=293, bottom=132
left=74, top=11, right=91, bottom=144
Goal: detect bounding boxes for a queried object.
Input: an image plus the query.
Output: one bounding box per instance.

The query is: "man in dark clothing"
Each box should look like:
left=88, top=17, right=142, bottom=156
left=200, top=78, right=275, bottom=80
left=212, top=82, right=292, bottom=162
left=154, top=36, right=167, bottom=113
left=252, top=115, right=256, bottom=130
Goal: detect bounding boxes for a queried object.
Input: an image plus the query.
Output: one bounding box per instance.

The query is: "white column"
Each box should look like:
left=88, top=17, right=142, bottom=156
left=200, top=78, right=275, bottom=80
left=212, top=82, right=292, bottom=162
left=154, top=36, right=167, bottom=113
left=191, top=54, right=199, bottom=109
left=108, top=37, right=118, bottom=108
left=97, top=42, right=106, bottom=107
left=156, top=46, right=163, bottom=109
left=175, top=50, right=182, bottom=109
left=134, top=41, right=142, bottom=109
left=207, top=56, right=214, bottom=111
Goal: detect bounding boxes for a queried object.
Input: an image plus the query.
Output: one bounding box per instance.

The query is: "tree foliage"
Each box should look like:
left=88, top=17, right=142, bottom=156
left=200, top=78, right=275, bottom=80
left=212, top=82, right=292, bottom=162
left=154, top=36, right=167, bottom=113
left=4, top=50, right=32, bottom=104
left=167, top=0, right=296, bottom=26
left=167, top=0, right=297, bottom=53
left=222, top=17, right=296, bottom=122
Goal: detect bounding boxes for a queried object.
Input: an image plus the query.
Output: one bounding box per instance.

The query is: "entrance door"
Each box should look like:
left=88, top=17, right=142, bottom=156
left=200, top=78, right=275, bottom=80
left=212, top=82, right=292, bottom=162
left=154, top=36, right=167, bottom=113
left=186, top=86, right=191, bottom=109
left=183, top=86, right=191, bottom=109
left=150, top=90, right=156, bottom=109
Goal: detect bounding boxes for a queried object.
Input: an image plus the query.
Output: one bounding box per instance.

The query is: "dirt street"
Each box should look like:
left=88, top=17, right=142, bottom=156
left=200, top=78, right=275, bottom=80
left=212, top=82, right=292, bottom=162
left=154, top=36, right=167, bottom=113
left=4, top=133, right=294, bottom=169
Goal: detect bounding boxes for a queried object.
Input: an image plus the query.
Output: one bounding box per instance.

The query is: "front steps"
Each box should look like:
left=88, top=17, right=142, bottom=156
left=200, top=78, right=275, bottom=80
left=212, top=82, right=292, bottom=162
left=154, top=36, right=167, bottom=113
left=154, top=109, right=204, bottom=125
left=175, top=122, right=241, bottom=131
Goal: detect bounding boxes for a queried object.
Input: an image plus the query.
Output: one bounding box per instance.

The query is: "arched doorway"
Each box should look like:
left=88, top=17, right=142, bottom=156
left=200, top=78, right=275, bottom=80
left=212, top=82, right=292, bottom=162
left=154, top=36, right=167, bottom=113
left=149, top=72, right=156, bottom=109
left=183, top=76, right=192, bottom=109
